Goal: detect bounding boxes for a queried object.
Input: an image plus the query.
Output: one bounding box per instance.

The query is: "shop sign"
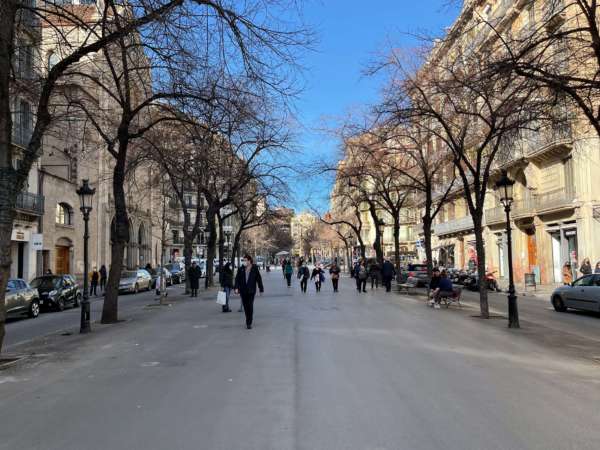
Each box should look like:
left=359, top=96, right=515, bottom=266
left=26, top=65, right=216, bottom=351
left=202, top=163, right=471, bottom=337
left=11, top=229, right=30, bottom=242
left=31, top=233, right=43, bottom=250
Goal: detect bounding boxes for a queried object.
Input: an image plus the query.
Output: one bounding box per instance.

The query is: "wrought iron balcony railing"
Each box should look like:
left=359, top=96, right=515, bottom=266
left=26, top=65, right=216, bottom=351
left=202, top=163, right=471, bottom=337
left=15, top=191, right=44, bottom=216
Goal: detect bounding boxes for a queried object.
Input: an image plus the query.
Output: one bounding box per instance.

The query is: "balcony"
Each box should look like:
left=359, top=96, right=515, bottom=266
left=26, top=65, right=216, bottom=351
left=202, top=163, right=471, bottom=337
left=168, top=199, right=197, bottom=210
left=15, top=192, right=44, bottom=216
left=524, top=125, right=572, bottom=160
left=484, top=206, right=505, bottom=226
left=534, top=187, right=576, bottom=214
left=433, top=215, right=474, bottom=236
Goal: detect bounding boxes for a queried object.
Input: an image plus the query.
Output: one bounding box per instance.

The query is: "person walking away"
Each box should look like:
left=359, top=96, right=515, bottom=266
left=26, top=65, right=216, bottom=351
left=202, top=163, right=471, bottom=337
left=355, top=260, right=368, bottom=293
left=298, top=262, right=310, bottom=293
left=595, top=261, right=600, bottom=274
left=562, top=262, right=573, bottom=285
left=432, top=270, right=453, bottom=309
left=90, top=267, right=99, bottom=296
left=189, top=261, right=201, bottom=297
left=99, top=265, right=107, bottom=293
left=311, top=265, right=324, bottom=292
left=284, top=261, right=294, bottom=287
left=369, top=260, right=381, bottom=290
left=428, top=267, right=442, bottom=307
left=281, top=259, right=287, bottom=279
left=220, top=262, right=234, bottom=313
left=382, top=259, right=395, bottom=292
left=580, top=258, right=592, bottom=277
left=329, top=262, right=341, bottom=292
left=234, top=254, right=264, bottom=329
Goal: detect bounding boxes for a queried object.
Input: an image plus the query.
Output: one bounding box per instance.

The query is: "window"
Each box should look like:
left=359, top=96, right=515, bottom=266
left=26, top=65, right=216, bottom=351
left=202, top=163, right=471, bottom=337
left=56, top=203, right=73, bottom=225
left=13, top=99, right=33, bottom=146
left=572, top=275, right=594, bottom=287
left=47, top=51, right=60, bottom=70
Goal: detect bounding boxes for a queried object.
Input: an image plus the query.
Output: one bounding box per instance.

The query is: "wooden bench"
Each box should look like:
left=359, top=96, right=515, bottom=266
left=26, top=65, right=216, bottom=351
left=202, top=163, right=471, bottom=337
left=397, top=277, right=418, bottom=294
left=438, top=287, right=462, bottom=308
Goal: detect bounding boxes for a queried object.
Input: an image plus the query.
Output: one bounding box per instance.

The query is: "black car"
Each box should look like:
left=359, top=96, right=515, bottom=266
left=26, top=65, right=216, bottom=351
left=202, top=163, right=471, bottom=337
left=30, top=274, right=81, bottom=311
left=164, top=263, right=185, bottom=284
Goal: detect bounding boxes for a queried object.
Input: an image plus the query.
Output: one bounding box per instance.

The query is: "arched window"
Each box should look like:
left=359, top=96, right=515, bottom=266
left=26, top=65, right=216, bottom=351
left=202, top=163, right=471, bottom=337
left=47, top=51, right=59, bottom=70
left=56, top=203, right=73, bottom=225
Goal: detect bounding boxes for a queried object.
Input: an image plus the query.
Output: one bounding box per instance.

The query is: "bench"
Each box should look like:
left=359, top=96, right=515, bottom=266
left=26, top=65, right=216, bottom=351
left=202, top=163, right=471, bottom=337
left=397, top=277, right=419, bottom=294
left=438, top=287, right=462, bottom=308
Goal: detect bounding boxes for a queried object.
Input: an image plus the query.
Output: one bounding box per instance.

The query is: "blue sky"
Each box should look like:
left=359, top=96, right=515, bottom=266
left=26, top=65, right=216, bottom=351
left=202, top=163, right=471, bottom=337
left=289, top=0, right=461, bottom=213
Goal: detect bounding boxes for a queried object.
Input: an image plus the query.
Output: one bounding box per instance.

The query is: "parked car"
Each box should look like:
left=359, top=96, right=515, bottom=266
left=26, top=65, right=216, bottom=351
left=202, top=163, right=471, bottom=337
left=164, top=263, right=185, bottom=284
left=551, top=274, right=600, bottom=313
left=400, top=263, right=430, bottom=287
left=5, top=278, right=40, bottom=319
left=119, top=269, right=152, bottom=293
left=154, top=267, right=173, bottom=287
left=30, top=274, right=81, bottom=311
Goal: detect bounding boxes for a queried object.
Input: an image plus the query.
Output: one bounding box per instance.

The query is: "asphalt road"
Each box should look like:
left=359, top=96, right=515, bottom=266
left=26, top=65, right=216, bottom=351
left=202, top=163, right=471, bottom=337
left=4, top=284, right=187, bottom=349
left=1, top=273, right=600, bottom=450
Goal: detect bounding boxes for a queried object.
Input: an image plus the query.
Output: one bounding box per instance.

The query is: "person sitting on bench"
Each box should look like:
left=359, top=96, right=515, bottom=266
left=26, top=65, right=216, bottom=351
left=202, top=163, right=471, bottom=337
left=428, top=267, right=441, bottom=306
left=432, top=270, right=453, bottom=309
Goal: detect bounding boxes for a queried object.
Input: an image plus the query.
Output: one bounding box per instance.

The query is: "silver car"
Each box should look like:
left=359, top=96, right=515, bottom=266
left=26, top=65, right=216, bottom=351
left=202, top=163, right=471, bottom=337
left=119, top=269, right=152, bottom=294
left=5, top=278, right=40, bottom=319
left=551, top=274, right=600, bottom=312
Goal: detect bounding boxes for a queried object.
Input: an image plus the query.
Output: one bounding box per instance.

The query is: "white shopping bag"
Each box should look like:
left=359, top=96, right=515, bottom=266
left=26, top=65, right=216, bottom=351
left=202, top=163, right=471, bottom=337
left=216, top=290, right=227, bottom=305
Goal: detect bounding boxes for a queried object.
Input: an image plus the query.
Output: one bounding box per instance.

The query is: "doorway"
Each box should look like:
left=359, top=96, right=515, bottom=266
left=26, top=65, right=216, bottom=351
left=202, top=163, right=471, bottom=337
left=55, top=246, right=70, bottom=274
left=551, top=232, right=561, bottom=283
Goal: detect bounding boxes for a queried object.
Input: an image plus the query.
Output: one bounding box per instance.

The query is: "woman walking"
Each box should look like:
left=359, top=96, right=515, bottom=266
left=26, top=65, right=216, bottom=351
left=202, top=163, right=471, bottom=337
left=329, top=262, right=341, bottom=292
left=99, top=265, right=107, bottom=293
left=311, top=265, right=325, bottom=292
left=354, top=260, right=368, bottom=293
left=188, top=261, right=202, bottom=297
left=580, top=258, right=592, bottom=277
left=298, top=262, right=310, bottom=293
left=562, top=261, right=573, bottom=285
left=284, top=260, right=294, bottom=287
left=369, top=260, right=381, bottom=290
left=220, top=262, right=234, bottom=313
left=90, top=267, right=99, bottom=296
left=235, top=254, right=264, bottom=329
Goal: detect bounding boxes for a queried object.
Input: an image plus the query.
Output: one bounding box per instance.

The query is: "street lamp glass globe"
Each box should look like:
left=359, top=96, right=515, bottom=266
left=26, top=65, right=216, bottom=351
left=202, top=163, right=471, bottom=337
left=495, top=170, right=514, bottom=207
left=77, top=179, right=96, bottom=213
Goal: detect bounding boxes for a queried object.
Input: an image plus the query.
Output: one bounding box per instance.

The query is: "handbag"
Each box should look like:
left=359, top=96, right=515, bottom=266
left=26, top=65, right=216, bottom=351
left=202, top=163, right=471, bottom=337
left=216, top=290, right=227, bottom=305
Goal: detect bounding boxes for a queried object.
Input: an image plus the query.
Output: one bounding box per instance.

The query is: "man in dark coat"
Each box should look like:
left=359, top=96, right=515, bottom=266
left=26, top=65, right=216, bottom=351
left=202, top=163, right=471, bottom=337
left=235, top=254, right=264, bottom=329
left=381, top=259, right=396, bottom=292
left=188, top=262, right=202, bottom=297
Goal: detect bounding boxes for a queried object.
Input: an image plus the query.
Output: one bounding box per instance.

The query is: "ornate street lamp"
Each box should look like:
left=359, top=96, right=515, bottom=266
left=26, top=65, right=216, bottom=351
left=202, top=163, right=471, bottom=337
left=495, top=170, right=519, bottom=329
left=76, top=179, right=95, bottom=334
left=377, top=218, right=385, bottom=261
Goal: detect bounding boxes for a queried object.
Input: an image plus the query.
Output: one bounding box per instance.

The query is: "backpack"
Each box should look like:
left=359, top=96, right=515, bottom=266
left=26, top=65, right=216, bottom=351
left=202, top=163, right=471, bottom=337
left=358, top=266, right=367, bottom=280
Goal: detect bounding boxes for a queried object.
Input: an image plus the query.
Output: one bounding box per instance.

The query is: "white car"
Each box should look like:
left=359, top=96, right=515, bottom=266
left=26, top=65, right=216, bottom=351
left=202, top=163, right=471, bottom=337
left=551, top=274, right=600, bottom=312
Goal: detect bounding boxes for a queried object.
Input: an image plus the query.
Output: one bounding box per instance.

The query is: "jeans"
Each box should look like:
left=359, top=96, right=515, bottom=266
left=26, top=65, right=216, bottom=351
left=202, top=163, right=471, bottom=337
left=300, top=278, right=308, bottom=292
left=285, top=273, right=292, bottom=286
left=224, top=286, right=231, bottom=309
left=356, top=278, right=366, bottom=292
left=90, top=282, right=97, bottom=296
left=241, top=292, right=256, bottom=326
left=383, top=276, right=392, bottom=292
left=100, top=278, right=106, bottom=292
left=315, top=281, right=321, bottom=292
left=370, top=276, right=379, bottom=289
left=332, top=278, right=339, bottom=292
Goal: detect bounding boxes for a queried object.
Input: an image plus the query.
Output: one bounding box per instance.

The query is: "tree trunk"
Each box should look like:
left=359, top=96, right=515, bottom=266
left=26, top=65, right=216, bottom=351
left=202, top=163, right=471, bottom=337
left=102, top=153, right=129, bottom=324
left=393, top=218, right=401, bottom=273
left=183, top=232, right=193, bottom=294
left=422, top=215, right=434, bottom=276
left=217, top=214, right=224, bottom=284
left=231, top=228, right=242, bottom=266
left=204, top=207, right=217, bottom=288
left=473, top=214, right=489, bottom=319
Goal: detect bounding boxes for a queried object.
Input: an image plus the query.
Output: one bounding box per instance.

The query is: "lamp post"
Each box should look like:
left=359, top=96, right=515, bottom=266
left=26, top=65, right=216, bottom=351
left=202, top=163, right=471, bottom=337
left=76, top=179, right=95, bottom=333
left=495, top=170, right=520, bottom=329
left=377, top=218, right=385, bottom=262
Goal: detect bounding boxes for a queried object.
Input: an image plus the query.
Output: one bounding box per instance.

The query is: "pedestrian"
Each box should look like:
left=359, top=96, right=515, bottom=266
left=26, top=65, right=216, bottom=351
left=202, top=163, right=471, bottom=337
left=329, top=262, right=341, bottom=292
left=562, top=261, right=573, bottom=285
left=311, top=265, right=325, bottom=292
left=45, top=269, right=52, bottom=275
left=381, top=258, right=395, bottom=292
left=99, top=265, right=107, bottom=292
left=90, top=267, right=99, bottom=296
left=188, top=261, right=202, bottom=297
left=220, top=262, right=234, bottom=313
left=580, top=257, right=592, bottom=276
left=234, top=254, right=264, bottom=329
left=595, top=261, right=600, bottom=274
left=368, top=260, right=381, bottom=290
left=354, top=259, right=368, bottom=293
left=298, top=262, right=310, bottom=293
left=281, top=259, right=287, bottom=279
left=284, top=260, right=294, bottom=287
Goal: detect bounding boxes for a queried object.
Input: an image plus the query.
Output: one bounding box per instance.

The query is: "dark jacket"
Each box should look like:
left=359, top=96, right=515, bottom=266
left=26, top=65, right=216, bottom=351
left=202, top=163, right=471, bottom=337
left=297, top=266, right=310, bottom=279
left=329, top=266, right=340, bottom=279
left=429, top=275, right=441, bottom=290
left=221, top=267, right=234, bottom=288
left=235, top=264, right=264, bottom=295
left=188, top=265, right=202, bottom=289
left=311, top=268, right=324, bottom=281
left=91, top=271, right=99, bottom=283
left=382, top=261, right=395, bottom=278
left=99, top=266, right=107, bottom=280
